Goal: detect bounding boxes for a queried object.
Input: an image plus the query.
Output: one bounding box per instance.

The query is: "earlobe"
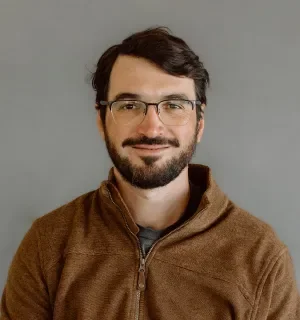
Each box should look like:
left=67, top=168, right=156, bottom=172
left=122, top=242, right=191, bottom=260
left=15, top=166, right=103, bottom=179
left=196, top=118, right=205, bottom=143
left=196, top=104, right=206, bottom=143
left=96, top=111, right=105, bottom=140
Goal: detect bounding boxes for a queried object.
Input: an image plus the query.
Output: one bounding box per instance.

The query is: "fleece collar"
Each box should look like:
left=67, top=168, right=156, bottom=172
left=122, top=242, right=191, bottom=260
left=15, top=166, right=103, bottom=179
left=100, top=164, right=230, bottom=236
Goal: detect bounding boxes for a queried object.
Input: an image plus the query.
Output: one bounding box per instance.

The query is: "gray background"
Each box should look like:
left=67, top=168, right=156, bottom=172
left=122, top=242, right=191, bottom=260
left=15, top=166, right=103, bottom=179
left=0, top=0, right=299, bottom=293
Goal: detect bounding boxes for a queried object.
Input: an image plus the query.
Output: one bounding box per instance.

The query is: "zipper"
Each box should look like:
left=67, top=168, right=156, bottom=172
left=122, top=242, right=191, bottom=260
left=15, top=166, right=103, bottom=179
left=105, top=186, right=209, bottom=320
left=105, top=188, right=147, bottom=320
left=135, top=255, right=145, bottom=320
left=137, top=257, right=146, bottom=290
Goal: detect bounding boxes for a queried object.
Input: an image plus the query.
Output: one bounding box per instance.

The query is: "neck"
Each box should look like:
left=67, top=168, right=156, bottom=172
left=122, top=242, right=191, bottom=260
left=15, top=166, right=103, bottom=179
left=113, top=167, right=191, bottom=231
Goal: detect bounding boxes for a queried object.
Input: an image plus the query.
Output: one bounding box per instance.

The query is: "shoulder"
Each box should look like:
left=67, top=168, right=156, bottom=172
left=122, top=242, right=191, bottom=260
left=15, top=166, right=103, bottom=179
left=31, top=189, right=99, bottom=270
left=228, top=202, right=286, bottom=252
left=34, top=189, right=97, bottom=229
left=223, top=200, right=289, bottom=289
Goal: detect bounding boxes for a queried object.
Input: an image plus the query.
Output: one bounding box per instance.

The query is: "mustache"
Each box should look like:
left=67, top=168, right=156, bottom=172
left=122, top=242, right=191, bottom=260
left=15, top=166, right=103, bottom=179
left=122, top=136, right=180, bottom=148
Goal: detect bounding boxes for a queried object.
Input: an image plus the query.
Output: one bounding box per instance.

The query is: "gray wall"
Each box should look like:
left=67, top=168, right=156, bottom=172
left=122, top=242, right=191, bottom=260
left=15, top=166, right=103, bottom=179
left=0, top=0, right=299, bottom=293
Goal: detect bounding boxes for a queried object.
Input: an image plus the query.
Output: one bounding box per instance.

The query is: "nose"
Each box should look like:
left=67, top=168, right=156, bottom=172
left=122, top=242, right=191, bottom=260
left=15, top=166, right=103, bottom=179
left=136, top=104, right=164, bottom=137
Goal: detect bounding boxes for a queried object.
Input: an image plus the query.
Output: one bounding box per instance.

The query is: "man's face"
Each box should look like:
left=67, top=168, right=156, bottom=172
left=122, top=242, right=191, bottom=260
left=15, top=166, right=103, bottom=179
left=97, top=55, right=205, bottom=189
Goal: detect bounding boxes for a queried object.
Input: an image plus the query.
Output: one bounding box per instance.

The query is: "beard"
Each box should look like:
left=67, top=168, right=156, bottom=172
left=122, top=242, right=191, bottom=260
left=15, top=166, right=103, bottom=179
left=103, top=126, right=198, bottom=190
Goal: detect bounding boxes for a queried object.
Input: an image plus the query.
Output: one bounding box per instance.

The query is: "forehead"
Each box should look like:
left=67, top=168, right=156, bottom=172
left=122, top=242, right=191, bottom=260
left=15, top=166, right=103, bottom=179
left=108, top=55, right=196, bottom=100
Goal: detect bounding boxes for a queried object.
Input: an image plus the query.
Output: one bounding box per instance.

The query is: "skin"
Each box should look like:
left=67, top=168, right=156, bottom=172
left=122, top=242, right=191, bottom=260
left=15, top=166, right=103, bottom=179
left=96, top=55, right=206, bottom=230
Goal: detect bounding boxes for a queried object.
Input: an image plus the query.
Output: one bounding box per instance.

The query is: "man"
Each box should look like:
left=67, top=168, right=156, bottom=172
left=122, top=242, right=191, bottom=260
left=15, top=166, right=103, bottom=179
left=1, top=27, right=299, bottom=319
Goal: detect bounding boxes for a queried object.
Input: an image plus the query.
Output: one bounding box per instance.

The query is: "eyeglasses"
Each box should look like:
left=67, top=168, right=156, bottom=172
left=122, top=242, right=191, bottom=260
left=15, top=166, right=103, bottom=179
left=96, top=99, right=203, bottom=126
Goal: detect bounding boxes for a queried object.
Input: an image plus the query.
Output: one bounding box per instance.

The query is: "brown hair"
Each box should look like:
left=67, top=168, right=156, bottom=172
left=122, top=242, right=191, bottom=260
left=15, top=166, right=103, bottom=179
left=90, top=26, right=210, bottom=125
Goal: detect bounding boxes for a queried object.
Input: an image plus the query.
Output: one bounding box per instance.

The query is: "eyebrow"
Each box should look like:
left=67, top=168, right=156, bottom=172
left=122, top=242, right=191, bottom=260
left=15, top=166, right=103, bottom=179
left=113, top=92, right=191, bottom=101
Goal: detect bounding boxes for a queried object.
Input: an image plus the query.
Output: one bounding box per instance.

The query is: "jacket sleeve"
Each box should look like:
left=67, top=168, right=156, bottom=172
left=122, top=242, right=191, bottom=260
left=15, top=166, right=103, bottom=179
left=0, top=221, right=51, bottom=319
left=253, top=248, right=300, bottom=320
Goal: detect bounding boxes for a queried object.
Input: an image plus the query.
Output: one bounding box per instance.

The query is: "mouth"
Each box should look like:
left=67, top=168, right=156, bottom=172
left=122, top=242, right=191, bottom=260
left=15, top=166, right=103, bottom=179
left=131, top=145, right=170, bottom=153
left=132, top=144, right=169, bottom=150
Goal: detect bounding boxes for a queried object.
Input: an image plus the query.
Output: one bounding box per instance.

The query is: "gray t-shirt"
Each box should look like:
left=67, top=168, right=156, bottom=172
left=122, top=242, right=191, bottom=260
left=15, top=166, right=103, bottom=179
left=137, top=226, right=164, bottom=257
left=137, top=181, right=202, bottom=257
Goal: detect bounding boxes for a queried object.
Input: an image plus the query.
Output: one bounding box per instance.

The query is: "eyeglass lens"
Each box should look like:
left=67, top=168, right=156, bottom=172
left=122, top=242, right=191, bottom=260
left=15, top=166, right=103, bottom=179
left=111, top=100, right=193, bottom=126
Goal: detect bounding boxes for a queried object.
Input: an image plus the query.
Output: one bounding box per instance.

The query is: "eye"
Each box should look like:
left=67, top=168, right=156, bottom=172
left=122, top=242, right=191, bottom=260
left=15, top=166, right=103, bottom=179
left=162, top=101, right=185, bottom=109
left=168, top=103, right=182, bottom=109
left=122, top=103, right=135, bottom=110
left=116, top=101, right=141, bottom=111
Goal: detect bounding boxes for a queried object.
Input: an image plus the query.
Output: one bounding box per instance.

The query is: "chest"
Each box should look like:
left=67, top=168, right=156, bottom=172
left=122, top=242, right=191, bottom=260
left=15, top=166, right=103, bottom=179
left=48, top=249, right=253, bottom=320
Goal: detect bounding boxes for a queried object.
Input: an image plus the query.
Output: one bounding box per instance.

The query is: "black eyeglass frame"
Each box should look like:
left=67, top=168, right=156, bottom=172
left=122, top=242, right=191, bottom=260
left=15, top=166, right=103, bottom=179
left=95, top=99, right=204, bottom=126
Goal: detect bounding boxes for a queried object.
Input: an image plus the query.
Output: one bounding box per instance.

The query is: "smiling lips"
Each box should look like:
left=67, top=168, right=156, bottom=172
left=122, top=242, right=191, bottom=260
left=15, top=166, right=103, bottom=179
left=131, top=145, right=170, bottom=154
left=132, top=144, right=169, bottom=150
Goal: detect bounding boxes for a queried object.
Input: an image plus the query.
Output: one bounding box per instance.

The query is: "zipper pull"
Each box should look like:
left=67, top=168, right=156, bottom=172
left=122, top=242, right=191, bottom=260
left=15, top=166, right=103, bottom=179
left=137, top=258, right=146, bottom=291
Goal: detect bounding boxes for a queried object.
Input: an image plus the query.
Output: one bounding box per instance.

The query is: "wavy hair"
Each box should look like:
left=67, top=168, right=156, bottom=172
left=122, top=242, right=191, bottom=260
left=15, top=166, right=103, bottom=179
left=90, top=26, right=210, bottom=125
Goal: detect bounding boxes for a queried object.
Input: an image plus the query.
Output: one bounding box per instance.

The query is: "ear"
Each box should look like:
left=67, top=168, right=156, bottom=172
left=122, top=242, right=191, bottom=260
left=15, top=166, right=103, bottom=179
left=196, top=104, right=206, bottom=143
left=96, top=104, right=105, bottom=141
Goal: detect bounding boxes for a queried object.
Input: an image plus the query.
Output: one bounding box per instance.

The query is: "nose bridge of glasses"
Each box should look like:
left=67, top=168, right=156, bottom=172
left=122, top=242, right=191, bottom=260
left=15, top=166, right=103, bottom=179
left=144, top=102, right=160, bottom=115
left=139, top=103, right=164, bottom=128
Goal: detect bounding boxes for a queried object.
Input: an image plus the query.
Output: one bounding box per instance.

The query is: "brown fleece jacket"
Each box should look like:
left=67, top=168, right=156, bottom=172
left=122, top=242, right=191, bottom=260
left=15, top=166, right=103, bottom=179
left=1, top=164, right=300, bottom=319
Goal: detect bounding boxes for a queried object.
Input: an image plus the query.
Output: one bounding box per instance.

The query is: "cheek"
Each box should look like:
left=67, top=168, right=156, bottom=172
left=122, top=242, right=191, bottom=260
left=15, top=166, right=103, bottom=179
left=176, top=125, right=196, bottom=145
left=105, top=113, right=119, bottom=138
left=105, top=119, right=132, bottom=150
